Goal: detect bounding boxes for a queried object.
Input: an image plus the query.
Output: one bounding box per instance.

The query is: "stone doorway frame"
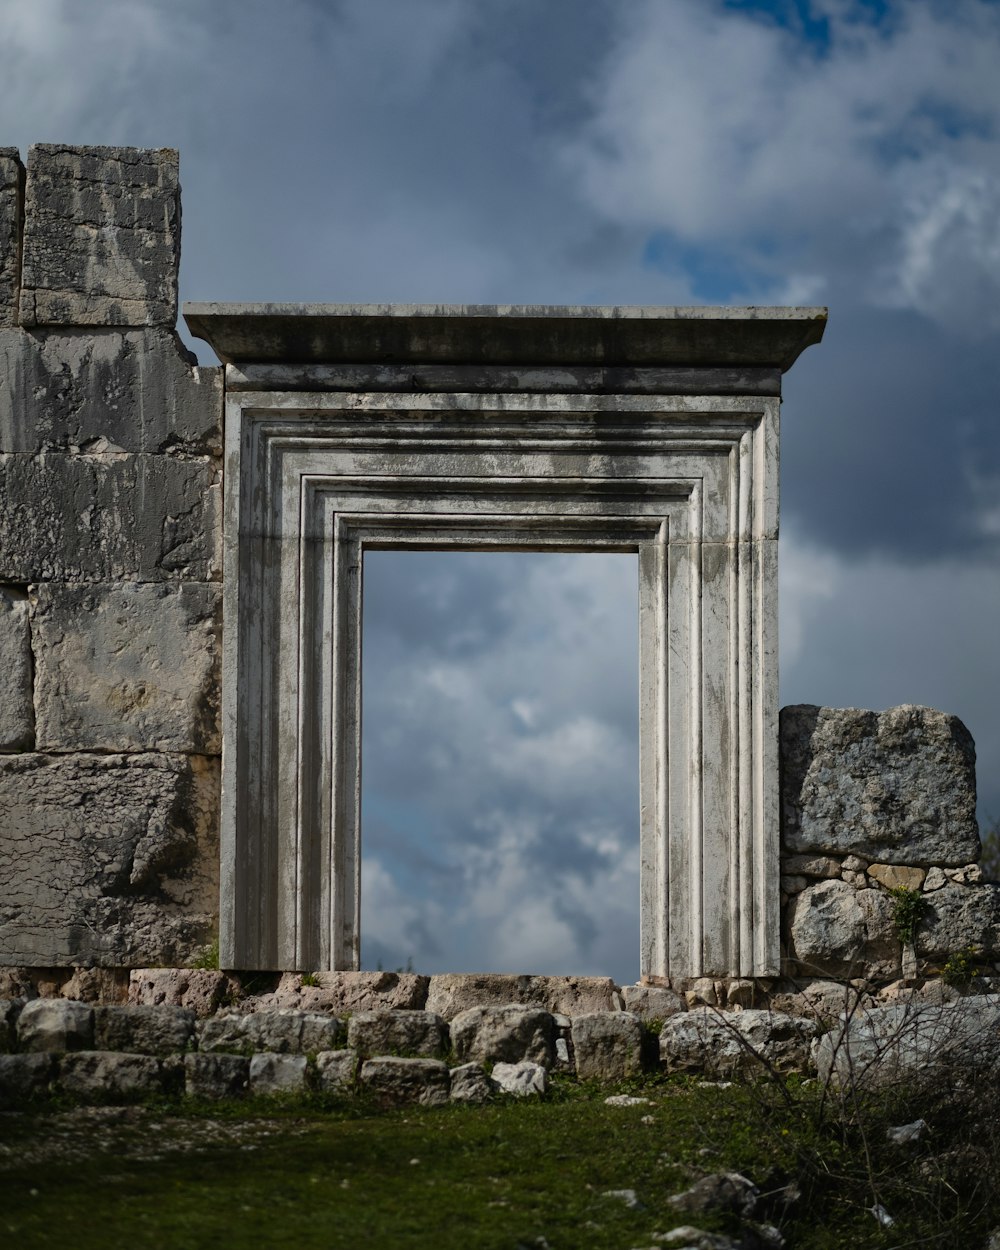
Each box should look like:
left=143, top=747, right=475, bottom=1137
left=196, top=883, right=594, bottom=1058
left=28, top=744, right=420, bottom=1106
left=186, top=303, right=826, bottom=979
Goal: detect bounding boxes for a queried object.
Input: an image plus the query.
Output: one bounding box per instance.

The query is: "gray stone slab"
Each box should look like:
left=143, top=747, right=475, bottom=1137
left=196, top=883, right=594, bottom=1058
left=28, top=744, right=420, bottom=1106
left=251, top=971, right=430, bottom=1014
left=781, top=705, right=980, bottom=866
left=58, top=1051, right=163, bottom=1101
left=32, top=581, right=220, bottom=753
left=0, top=587, right=32, bottom=750
left=198, top=1010, right=344, bottom=1056
left=185, top=302, right=827, bottom=369
left=0, top=327, right=222, bottom=454
left=0, top=1052, right=53, bottom=1104
left=17, top=998, right=94, bottom=1051
left=20, top=146, right=179, bottom=328
left=248, top=1053, right=308, bottom=1095
left=184, top=1052, right=248, bottom=1099
left=448, top=1062, right=494, bottom=1104
left=449, top=1005, right=556, bottom=1068
left=915, top=882, right=1000, bottom=962
left=571, top=1012, right=644, bottom=1081
left=0, top=452, right=218, bottom=582
left=358, top=1056, right=450, bottom=1107
left=0, top=149, right=23, bottom=328
left=815, top=995, right=1000, bottom=1089
left=425, top=973, right=622, bottom=1020
left=346, top=1009, right=448, bottom=1058
left=621, top=984, right=686, bottom=1021
left=314, top=1049, right=358, bottom=1092
left=129, top=969, right=231, bottom=1018
left=0, top=752, right=218, bottom=966
left=93, top=1004, right=196, bottom=1055
left=659, top=1008, right=818, bottom=1077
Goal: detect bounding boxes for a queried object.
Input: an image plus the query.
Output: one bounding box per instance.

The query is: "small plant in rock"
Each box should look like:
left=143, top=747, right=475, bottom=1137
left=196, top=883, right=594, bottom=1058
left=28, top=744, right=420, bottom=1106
left=190, top=938, right=220, bottom=970
left=300, top=972, right=320, bottom=988
left=889, top=886, right=929, bottom=946
left=942, top=946, right=982, bottom=987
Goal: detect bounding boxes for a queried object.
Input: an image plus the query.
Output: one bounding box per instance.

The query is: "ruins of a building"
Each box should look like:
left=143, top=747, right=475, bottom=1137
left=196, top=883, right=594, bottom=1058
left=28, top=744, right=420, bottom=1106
left=2, top=144, right=995, bottom=997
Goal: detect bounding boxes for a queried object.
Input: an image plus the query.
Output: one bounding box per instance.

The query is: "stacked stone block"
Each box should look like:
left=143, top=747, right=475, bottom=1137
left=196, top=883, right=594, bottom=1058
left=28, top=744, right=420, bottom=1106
left=780, top=705, right=997, bottom=986
left=0, top=145, right=222, bottom=970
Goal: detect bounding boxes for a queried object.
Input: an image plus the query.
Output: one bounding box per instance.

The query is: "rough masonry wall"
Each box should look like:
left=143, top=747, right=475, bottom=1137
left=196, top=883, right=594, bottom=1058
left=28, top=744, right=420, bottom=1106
left=780, top=705, right=997, bottom=984
left=0, top=145, right=222, bottom=968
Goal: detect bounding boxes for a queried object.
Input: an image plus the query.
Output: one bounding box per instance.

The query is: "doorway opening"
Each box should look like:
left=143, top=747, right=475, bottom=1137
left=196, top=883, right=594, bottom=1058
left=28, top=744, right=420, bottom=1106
left=360, top=550, right=639, bottom=983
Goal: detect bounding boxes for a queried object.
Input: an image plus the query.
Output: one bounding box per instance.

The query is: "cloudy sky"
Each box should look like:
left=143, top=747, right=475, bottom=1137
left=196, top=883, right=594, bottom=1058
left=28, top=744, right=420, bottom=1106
left=3, top=0, right=998, bottom=982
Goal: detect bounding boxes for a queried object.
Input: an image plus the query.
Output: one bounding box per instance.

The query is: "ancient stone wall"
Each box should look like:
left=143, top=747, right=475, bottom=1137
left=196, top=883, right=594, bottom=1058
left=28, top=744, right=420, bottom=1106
left=780, top=704, right=996, bottom=986
left=0, top=142, right=991, bottom=991
left=0, top=145, right=222, bottom=969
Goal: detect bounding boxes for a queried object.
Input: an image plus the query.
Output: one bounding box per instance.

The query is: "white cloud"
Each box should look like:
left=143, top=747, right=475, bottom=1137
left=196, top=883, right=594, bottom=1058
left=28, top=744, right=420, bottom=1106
left=563, top=0, right=1000, bottom=329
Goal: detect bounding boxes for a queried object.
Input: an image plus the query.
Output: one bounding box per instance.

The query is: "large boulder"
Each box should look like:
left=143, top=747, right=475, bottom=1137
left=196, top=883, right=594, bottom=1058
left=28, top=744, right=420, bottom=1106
left=198, top=1009, right=344, bottom=1056
left=358, top=1057, right=450, bottom=1107
left=816, top=994, right=1000, bottom=1089
left=660, top=1008, right=818, bottom=1077
left=449, top=1005, right=556, bottom=1068
left=58, top=1052, right=163, bottom=1101
left=915, top=883, right=1000, bottom=962
left=571, top=1012, right=644, bottom=1081
left=789, top=879, right=899, bottom=979
left=781, top=705, right=979, bottom=865
left=17, top=998, right=93, bottom=1052
left=93, top=1004, right=196, bottom=1055
left=346, top=1010, right=448, bottom=1058
left=425, top=973, right=621, bottom=1019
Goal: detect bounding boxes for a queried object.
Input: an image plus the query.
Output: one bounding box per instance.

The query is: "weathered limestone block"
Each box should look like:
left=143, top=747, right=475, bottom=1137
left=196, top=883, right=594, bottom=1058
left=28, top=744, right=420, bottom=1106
left=93, top=1004, right=196, bottom=1055
left=198, top=1010, right=344, bottom=1056
left=781, top=704, right=979, bottom=865
left=314, top=1049, right=358, bottom=1092
left=571, top=1012, right=644, bottom=1081
left=0, top=587, right=32, bottom=750
left=868, top=864, right=926, bottom=891
left=0, top=1053, right=53, bottom=1104
left=359, top=1056, right=450, bottom=1107
left=0, top=328, right=221, bottom=454
left=248, top=1053, right=309, bottom=1095
left=0, top=149, right=23, bottom=327
left=789, top=879, right=900, bottom=979
left=781, top=854, right=842, bottom=878
left=449, top=1062, right=495, bottom=1104
left=129, top=969, right=231, bottom=1018
left=449, top=1005, right=556, bottom=1068
left=0, top=452, right=217, bottom=582
left=425, top=973, right=621, bottom=1019
left=59, top=1051, right=163, bottom=1101
left=19, top=145, right=178, bottom=328
left=620, top=984, right=686, bottom=1020
left=815, top=995, right=1000, bottom=1089
left=32, top=582, right=220, bottom=753
left=346, top=1009, right=448, bottom=1058
left=183, top=1052, right=248, bottom=1099
left=767, top=979, right=864, bottom=1024
left=1, top=998, right=23, bottom=1051
left=659, top=1008, right=818, bottom=1077
left=492, top=1060, right=548, bottom=1097
left=915, top=882, right=1000, bottom=962
left=253, top=970, right=429, bottom=1014
left=17, top=998, right=94, bottom=1051
left=58, top=967, right=131, bottom=1003
left=0, top=752, right=219, bottom=967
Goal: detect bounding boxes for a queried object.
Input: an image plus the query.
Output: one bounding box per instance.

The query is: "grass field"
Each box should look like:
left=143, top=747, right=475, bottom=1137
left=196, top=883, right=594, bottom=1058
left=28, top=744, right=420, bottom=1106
left=0, top=1074, right=993, bottom=1249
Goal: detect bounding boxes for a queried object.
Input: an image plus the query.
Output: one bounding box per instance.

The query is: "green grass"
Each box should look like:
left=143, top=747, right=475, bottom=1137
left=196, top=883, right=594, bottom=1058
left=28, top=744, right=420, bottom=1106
left=0, top=1075, right=993, bottom=1249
